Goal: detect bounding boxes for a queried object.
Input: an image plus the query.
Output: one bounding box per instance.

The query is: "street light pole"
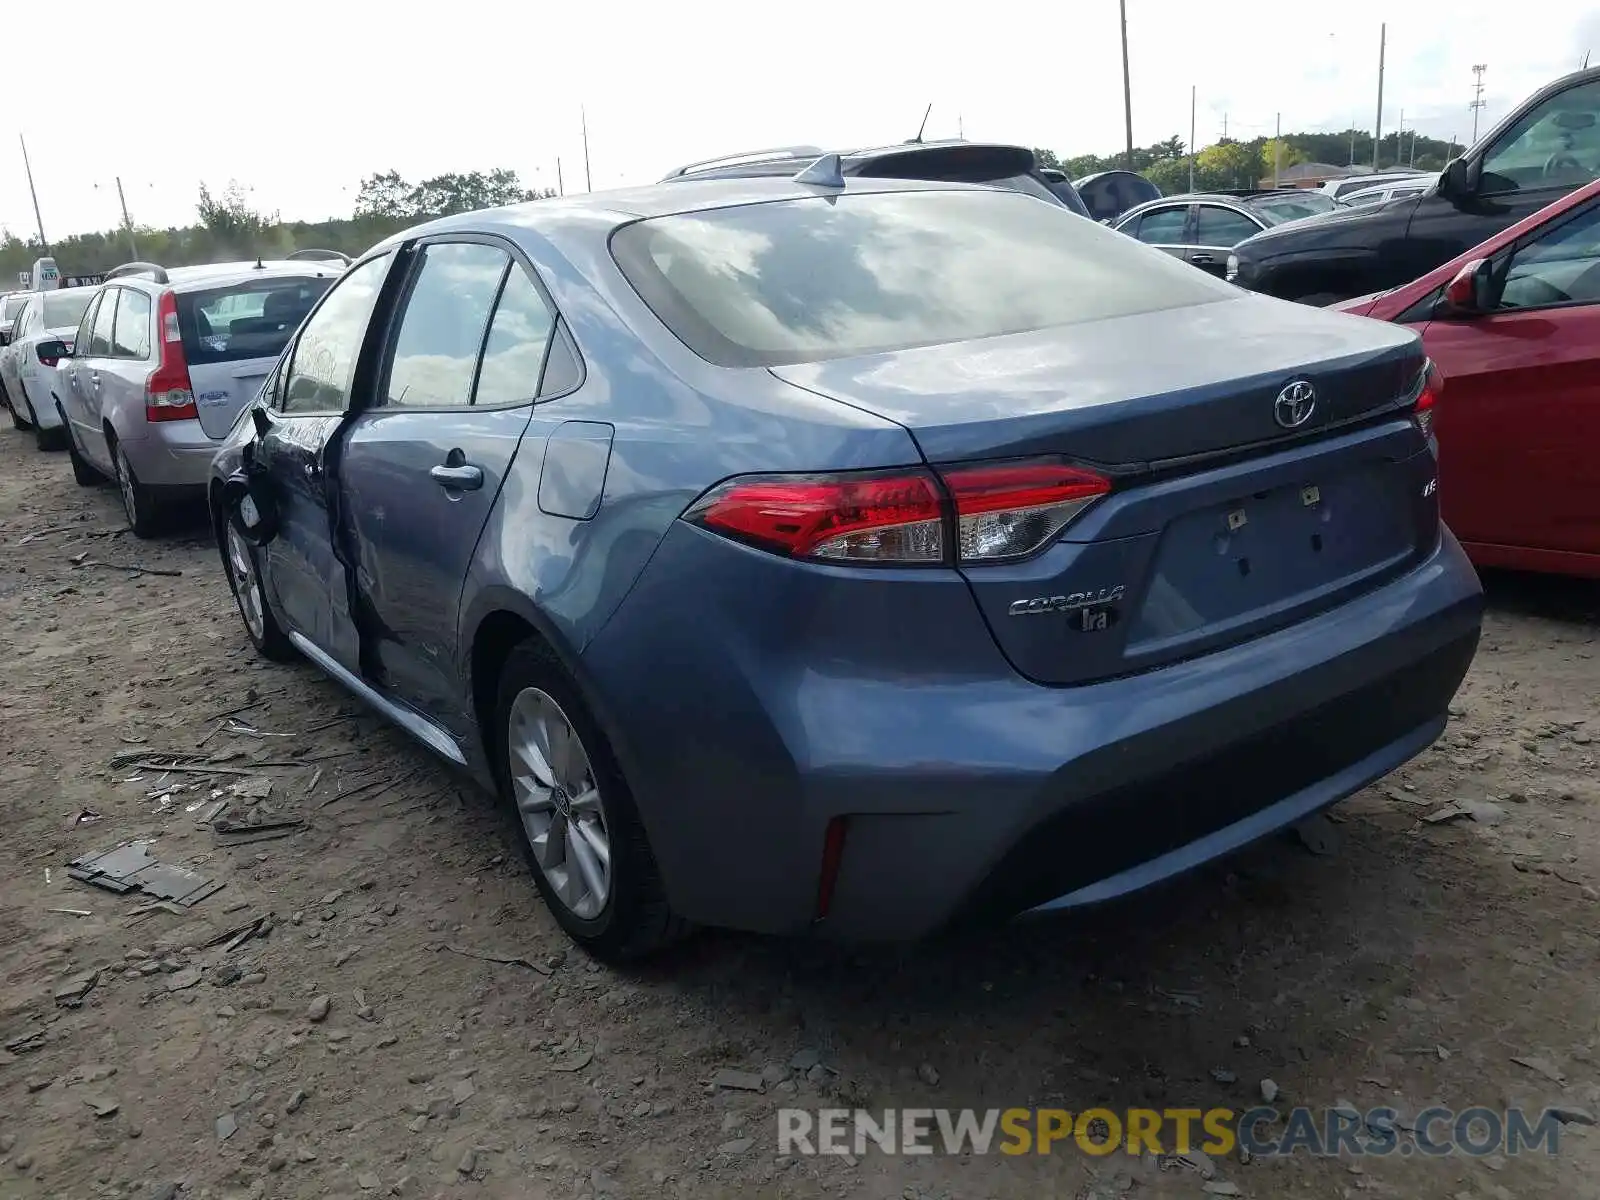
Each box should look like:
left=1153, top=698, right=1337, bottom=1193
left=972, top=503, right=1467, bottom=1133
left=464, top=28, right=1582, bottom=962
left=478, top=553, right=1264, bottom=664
left=19, top=134, right=49, bottom=252
left=1374, top=22, right=1386, bottom=171
left=1189, top=85, right=1196, bottom=191
left=1119, top=0, right=1134, bottom=170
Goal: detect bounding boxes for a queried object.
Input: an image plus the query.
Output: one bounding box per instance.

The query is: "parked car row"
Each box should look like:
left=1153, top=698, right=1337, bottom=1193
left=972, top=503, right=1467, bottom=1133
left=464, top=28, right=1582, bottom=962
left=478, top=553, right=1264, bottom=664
left=0, top=254, right=349, bottom=532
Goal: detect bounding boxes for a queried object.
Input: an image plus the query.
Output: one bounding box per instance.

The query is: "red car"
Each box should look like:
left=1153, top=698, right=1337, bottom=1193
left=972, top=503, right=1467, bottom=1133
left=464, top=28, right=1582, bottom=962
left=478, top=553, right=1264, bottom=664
left=1335, top=177, right=1600, bottom=580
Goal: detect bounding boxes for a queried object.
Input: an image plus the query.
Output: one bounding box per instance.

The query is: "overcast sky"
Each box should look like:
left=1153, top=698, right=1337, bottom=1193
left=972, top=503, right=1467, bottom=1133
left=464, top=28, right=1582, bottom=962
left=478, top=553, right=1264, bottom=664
left=5, top=0, right=1598, bottom=243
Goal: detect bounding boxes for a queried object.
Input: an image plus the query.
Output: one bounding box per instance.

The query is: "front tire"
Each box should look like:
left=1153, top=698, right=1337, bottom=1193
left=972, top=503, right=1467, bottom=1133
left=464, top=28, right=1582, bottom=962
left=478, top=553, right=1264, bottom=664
left=222, top=524, right=294, bottom=661
left=493, top=642, right=688, bottom=961
left=111, top=438, right=161, bottom=538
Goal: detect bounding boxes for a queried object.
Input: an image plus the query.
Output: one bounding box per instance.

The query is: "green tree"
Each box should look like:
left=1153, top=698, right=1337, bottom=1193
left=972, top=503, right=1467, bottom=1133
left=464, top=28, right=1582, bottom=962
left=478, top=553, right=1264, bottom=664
left=1195, top=141, right=1261, bottom=189
left=353, top=170, right=415, bottom=221
left=1259, top=138, right=1307, bottom=183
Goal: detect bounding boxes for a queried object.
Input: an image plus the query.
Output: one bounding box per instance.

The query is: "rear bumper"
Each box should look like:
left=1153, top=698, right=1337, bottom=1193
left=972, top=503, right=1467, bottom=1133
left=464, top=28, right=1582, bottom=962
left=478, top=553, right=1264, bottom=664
left=119, top=420, right=219, bottom=490
left=582, top=524, right=1484, bottom=941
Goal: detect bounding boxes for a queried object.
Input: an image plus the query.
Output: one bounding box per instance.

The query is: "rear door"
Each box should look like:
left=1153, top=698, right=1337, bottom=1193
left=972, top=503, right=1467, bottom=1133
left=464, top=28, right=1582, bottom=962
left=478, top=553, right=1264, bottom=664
left=71, top=289, right=122, bottom=468
left=255, top=253, right=396, bottom=660
left=1425, top=194, right=1600, bottom=560
left=1120, top=202, right=1193, bottom=261
left=60, top=292, right=105, bottom=462
left=335, top=236, right=565, bottom=735
left=179, top=275, right=333, bottom=439
left=1191, top=204, right=1266, bottom=276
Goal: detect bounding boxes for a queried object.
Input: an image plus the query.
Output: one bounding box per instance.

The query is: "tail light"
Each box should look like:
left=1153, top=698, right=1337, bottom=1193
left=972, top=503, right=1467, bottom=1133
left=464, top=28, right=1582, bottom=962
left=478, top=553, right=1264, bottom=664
left=1412, top=359, right=1439, bottom=441
left=683, top=458, right=1113, bottom=566
left=146, top=291, right=196, bottom=423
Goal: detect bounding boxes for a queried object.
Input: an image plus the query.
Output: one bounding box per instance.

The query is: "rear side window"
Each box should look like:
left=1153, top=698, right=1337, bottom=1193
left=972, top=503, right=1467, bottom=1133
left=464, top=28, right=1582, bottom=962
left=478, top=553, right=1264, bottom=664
left=1195, top=206, right=1262, bottom=246
left=0, top=294, right=27, bottom=321
left=612, top=190, right=1235, bottom=368
left=42, top=289, right=93, bottom=330
left=383, top=242, right=509, bottom=408
left=1131, top=206, right=1188, bottom=244
left=474, top=266, right=558, bottom=406
left=178, top=276, right=334, bottom=366
left=112, top=290, right=152, bottom=358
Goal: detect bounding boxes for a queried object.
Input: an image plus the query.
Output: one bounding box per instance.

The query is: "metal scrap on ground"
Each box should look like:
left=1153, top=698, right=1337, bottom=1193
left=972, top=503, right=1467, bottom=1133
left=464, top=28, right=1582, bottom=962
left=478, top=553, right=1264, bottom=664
left=67, top=841, right=224, bottom=907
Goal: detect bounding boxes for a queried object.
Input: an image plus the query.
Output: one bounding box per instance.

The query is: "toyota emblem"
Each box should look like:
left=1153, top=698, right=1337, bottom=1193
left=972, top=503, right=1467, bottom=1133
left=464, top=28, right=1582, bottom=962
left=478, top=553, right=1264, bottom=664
left=1274, top=380, right=1317, bottom=429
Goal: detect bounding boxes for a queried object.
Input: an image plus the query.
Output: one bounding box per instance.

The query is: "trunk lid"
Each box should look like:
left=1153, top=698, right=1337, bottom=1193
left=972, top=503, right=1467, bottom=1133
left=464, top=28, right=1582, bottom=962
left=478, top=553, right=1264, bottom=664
left=188, top=356, right=278, bottom=438
left=768, top=295, right=1422, bottom=466
left=773, top=297, right=1438, bottom=687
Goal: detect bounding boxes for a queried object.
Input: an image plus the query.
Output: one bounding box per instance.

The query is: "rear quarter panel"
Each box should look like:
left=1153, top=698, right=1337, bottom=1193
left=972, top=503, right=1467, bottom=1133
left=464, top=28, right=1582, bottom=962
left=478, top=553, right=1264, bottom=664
left=455, top=213, right=923, bottom=733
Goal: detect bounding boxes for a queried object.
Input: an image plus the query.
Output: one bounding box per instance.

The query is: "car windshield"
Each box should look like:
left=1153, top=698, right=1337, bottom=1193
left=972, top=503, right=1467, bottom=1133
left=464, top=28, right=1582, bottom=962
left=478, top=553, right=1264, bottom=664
left=1250, top=197, right=1332, bottom=223
left=176, top=276, right=334, bottom=365
left=42, top=289, right=94, bottom=329
left=0, top=294, right=27, bottom=321
left=611, top=188, right=1237, bottom=368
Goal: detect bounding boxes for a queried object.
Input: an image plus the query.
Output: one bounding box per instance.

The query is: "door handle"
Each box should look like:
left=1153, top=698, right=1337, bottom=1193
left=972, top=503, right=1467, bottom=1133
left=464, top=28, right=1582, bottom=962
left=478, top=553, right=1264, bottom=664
left=1190, top=254, right=1215, bottom=265
left=89, top=371, right=101, bottom=386
left=430, top=463, right=485, bottom=491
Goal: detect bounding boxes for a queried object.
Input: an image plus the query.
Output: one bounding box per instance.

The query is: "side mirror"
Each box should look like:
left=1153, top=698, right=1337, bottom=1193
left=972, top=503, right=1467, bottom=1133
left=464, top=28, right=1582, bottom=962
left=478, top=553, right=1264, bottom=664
left=35, top=338, right=68, bottom=364
left=1438, top=258, right=1491, bottom=316
left=1438, top=157, right=1472, bottom=203
left=0, top=331, right=11, bottom=347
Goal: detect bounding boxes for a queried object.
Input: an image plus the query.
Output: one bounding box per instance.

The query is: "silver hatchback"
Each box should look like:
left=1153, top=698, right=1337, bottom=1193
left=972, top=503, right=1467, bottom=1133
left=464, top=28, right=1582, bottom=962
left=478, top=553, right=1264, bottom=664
left=48, top=256, right=346, bottom=535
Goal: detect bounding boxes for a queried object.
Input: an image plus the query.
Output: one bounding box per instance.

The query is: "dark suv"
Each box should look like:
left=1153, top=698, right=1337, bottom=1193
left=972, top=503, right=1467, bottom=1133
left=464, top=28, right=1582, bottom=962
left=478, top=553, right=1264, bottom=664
left=1229, top=65, right=1600, bottom=305
left=660, top=140, right=1091, bottom=217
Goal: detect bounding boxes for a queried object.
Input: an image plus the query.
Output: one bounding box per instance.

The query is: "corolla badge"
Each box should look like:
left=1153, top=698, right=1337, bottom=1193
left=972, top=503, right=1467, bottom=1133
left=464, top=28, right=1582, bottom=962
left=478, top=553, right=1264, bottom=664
left=1008, top=586, right=1126, bottom=617
left=1274, top=380, right=1317, bottom=429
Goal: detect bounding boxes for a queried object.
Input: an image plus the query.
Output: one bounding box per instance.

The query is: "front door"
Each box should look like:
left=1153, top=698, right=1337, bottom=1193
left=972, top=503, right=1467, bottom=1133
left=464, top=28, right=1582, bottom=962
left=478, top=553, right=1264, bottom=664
left=1427, top=194, right=1600, bottom=563
left=335, top=237, right=561, bottom=736
left=67, top=290, right=121, bottom=472
left=256, top=252, right=396, bottom=661
left=1404, top=77, right=1600, bottom=288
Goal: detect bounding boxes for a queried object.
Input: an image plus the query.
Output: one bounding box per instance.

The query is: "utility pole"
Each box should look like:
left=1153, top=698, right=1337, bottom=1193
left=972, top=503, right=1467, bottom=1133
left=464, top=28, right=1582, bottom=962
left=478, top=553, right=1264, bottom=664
left=1188, top=85, right=1196, bottom=191
left=1396, top=108, right=1404, bottom=171
left=581, top=106, right=593, bottom=192
left=1273, top=112, right=1282, bottom=188
left=556, top=157, right=564, bottom=197
left=114, top=176, right=138, bottom=259
left=19, top=134, right=48, bottom=252
left=1221, top=112, right=1228, bottom=140
left=1374, top=23, right=1386, bottom=171
left=1470, top=64, right=1488, bottom=146
left=1119, top=0, right=1134, bottom=169
left=1349, top=125, right=1356, bottom=166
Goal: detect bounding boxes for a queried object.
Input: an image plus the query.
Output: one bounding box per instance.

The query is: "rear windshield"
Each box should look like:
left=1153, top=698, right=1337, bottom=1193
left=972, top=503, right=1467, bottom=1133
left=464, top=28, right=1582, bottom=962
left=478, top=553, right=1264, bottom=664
left=0, top=295, right=27, bottom=321
left=42, top=289, right=94, bottom=329
left=611, top=188, right=1235, bottom=368
left=177, top=276, right=333, bottom=365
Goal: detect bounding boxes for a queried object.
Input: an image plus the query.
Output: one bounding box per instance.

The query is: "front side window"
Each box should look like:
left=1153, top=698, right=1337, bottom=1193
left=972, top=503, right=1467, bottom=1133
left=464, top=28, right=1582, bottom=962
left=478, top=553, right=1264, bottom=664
left=75, top=294, right=102, bottom=354
left=613, top=190, right=1235, bottom=368
left=89, top=290, right=118, bottom=355
left=1495, top=200, right=1600, bottom=309
left=1482, top=80, right=1600, bottom=195
left=1195, top=206, right=1263, bottom=247
left=282, top=254, right=391, bottom=415
left=0, top=294, right=27, bottom=323
left=1132, top=206, right=1188, bottom=244
left=383, top=242, right=509, bottom=408
left=112, top=289, right=152, bottom=358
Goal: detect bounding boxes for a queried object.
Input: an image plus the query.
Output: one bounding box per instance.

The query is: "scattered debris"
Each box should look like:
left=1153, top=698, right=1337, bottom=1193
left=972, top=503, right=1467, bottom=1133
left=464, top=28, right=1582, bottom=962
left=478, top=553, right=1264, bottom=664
left=215, top=1113, right=237, bottom=1142
left=709, top=1068, right=766, bottom=1093
left=212, top=813, right=304, bottom=845
left=1550, top=1106, right=1596, bottom=1127
left=167, top=967, right=202, bottom=992
left=1202, top=1184, right=1242, bottom=1197
left=1260, top=1079, right=1280, bottom=1104
left=1292, top=813, right=1340, bottom=855
left=1211, top=1068, right=1238, bottom=1085
left=54, top=970, right=100, bottom=1008
left=917, top=1062, right=940, bottom=1087
left=1423, top=798, right=1507, bottom=826
left=1510, top=1055, right=1565, bottom=1083
left=442, top=943, right=552, bottom=975
left=84, top=1096, right=120, bottom=1119
left=72, top=559, right=183, bottom=579
left=71, top=808, right=101, bottom=827
left=307, top=995, right=332, bottom=1022
left=550, top=1047, right=594, bottom=1073
left=47, top=907, right=92, bottom=918
left=67, top=841, right=224, bottom=907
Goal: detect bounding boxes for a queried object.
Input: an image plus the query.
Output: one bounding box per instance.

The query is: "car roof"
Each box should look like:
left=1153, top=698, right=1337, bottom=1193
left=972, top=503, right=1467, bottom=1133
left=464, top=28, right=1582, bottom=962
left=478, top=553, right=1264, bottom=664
left=105, top=261, right=348, bottom=292
left=378, top=174, right=1005, bottom=249
left=659, top=139, right=1039, bottom=182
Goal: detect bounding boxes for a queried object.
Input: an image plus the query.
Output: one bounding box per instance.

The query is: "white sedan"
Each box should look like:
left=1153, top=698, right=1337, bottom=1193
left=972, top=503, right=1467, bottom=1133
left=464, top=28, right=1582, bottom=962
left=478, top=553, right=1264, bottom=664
left=0, top=287, right=96, bottom=449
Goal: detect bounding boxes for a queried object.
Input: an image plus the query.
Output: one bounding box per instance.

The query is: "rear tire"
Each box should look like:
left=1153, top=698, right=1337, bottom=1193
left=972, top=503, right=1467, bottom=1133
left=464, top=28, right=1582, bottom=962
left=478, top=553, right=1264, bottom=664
left=493, top=641, right=689, bottom=962
left=59, top=406, right=103, bottom=486
left=221, top=522, right=294, bottom=661
left=110, top=438, right=161, bottom=538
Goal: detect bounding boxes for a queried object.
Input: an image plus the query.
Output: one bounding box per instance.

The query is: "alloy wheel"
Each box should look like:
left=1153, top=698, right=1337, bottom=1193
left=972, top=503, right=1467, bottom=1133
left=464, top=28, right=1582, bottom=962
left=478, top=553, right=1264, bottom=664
left=507, top=687, right=612, bottom=920
left=226, top=526, right=266, bottom=640
left=115, top=447, right=139, bottom=527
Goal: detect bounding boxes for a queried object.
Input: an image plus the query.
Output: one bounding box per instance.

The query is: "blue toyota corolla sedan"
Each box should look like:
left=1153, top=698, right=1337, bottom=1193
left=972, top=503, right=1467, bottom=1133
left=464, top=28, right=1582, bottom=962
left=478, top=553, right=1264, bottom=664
left=208, top=162, right=1483, bottom=960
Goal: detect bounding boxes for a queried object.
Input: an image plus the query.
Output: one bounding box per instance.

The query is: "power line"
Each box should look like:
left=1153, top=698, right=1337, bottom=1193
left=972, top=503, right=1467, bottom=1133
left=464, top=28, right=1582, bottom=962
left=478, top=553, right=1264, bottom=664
left=1470, top=64, right=1488, bottom=147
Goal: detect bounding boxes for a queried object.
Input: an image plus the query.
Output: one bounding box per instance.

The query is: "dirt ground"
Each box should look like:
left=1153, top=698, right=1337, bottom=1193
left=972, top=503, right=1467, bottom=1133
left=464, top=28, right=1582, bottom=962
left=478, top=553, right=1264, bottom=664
left=0, top=422, right=1596, bottom=1200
